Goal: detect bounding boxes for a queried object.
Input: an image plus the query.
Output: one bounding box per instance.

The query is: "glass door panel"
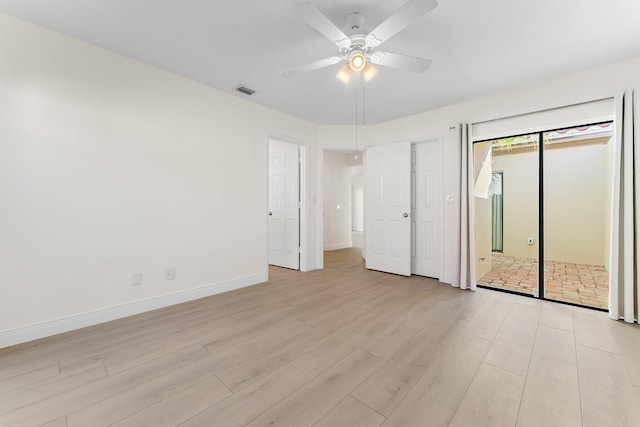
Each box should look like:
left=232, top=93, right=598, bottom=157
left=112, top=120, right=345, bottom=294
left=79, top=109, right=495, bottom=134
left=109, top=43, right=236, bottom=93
left=542, top=123, right=613, bottom=309
left=474, top=134, right=540, bottom=297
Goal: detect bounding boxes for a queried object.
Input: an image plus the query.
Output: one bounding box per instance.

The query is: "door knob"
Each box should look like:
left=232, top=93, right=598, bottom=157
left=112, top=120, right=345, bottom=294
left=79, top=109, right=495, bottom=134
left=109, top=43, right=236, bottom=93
left=403, top=213, right=409, bottom=218
left=268, top=212, right=273, bottom=216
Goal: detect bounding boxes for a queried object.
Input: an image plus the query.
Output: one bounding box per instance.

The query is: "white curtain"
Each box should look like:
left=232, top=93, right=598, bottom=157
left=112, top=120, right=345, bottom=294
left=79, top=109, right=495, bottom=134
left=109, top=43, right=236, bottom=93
left=610, top=89, right=640, bottom=323
left=458, top=123, right=476, bottom=290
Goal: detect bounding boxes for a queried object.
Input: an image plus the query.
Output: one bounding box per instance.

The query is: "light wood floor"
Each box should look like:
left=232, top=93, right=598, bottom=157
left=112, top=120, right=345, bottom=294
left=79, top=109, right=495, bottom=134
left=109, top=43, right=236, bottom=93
left=1, top=248, right=640, bottom=426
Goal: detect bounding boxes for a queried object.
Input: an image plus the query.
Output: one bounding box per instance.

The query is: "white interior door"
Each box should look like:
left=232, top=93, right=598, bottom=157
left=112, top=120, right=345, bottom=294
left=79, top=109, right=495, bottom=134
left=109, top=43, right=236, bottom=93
left=365, top=141, right=412, bottom=276
left=412, top=140, right=443, bottom=278
left=269, top=140, right=299, bottom=270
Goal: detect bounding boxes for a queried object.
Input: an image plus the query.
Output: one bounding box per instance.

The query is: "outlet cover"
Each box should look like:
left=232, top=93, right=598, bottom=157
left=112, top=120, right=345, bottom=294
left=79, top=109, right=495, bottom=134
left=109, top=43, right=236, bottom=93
left=165, top=268, right=176, bottom=280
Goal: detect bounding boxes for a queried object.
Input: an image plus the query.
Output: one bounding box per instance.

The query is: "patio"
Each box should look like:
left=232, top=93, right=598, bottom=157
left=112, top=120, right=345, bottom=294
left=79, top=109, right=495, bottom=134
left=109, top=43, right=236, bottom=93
left=477, top=254, right=609, bottom=309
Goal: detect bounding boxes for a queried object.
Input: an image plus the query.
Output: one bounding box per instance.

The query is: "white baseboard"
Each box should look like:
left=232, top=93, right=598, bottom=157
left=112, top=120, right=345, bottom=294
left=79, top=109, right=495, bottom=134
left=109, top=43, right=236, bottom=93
left=323, top=242, right=353, bottom=251
left=0, top=272, right=267, bottom=349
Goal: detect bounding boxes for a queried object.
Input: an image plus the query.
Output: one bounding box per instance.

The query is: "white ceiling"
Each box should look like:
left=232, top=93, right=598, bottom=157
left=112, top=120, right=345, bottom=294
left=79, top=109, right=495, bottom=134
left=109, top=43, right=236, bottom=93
left=1, top=0, right=639, bottom=125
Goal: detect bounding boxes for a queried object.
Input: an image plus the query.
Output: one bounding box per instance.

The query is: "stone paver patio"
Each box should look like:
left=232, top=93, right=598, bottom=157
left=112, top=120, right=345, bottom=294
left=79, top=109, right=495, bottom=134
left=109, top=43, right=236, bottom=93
left=478, top=254, right=608, bottom=309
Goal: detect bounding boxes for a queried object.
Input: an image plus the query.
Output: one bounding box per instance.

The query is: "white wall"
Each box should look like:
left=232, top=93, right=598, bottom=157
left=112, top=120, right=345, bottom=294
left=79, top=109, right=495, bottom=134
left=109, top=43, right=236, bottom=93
left=323, top=151, right=353, bottom=250
left=0, top=14, right=319, bottom=346
left=317, top=56, right=640, bottom=285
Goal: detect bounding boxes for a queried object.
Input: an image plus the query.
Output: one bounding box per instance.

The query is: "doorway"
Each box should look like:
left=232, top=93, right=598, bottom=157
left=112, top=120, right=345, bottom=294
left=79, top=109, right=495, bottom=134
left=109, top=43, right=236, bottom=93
left=474, top=122, right=613, bottom=309
left=322, top=149, right=364, bottom=253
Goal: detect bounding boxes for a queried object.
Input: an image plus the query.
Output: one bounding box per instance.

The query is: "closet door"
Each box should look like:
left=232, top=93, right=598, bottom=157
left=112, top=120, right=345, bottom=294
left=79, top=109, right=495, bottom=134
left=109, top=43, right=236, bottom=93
left=268, top=141, right=300, bottom=270
left=365, top=141, right=412, bottom=276
left=412, top=140, right=442, bottom=279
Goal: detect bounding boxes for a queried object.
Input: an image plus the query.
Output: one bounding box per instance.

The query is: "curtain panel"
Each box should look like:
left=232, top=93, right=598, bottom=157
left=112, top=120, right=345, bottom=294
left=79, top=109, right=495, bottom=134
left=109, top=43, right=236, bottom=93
left=459, top=123, right=476, bottom=290
left=609, top=89, right=640, bottom=323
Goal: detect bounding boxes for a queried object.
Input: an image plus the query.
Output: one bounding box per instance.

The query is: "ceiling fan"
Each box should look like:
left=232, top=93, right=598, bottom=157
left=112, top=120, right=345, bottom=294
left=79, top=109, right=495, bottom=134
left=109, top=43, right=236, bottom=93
left=281, top=0, right=437, bottom=84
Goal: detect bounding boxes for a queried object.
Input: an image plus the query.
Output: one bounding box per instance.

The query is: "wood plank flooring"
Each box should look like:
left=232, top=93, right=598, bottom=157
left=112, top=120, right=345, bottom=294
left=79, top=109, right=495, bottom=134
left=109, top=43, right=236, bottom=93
left=1, top=247, right=640, bottom=426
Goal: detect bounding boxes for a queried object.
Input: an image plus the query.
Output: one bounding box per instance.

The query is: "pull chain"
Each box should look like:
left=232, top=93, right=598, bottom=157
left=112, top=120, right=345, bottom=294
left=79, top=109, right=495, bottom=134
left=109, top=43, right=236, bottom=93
left=363, top=77, right=366, bottom=130
left=355, top=74, right=358, bottom=159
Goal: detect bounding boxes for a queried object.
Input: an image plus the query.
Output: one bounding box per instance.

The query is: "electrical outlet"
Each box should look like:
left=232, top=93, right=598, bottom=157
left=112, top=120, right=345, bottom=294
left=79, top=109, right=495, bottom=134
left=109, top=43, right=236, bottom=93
left=165, top=268, right=176, bottom=280
left=131, top=273, right=142, bottom=286
left=527, top=237, right=534, bottom=245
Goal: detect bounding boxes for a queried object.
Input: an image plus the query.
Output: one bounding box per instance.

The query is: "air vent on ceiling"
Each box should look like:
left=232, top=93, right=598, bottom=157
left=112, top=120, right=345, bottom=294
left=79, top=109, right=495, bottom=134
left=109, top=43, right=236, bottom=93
left=234, top=85, right=256, bottom=96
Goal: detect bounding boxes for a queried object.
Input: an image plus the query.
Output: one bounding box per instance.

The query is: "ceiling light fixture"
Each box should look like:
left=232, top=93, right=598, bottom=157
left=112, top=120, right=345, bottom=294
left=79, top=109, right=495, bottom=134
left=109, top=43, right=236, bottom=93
left=337, top=53, right=378, bottom=84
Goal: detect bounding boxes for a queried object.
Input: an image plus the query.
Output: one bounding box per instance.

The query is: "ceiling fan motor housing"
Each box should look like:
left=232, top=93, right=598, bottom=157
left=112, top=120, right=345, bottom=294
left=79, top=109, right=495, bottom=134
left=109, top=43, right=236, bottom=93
left=338, top=34, right=366, bottom=56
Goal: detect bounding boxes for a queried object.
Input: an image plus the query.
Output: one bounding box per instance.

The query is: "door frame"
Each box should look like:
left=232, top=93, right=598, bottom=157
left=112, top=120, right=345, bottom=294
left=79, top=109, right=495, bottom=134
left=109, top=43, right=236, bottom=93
left=317, top=137, right=445, bottom=279
left=317, top=146, right=366, bottom=270
left=491, top=171, right=504, bottom=253
left=265, top=134, right=308, bottom=276
left=472, top=121, right=612, bottom=311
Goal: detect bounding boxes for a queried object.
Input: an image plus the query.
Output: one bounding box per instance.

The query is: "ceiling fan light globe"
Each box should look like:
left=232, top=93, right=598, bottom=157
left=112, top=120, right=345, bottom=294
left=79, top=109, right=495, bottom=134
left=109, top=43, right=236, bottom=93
left=363, top=62, right=378, bottom=81
left=349, top=52, right=366, bottom=72
left=336, top=64, right=352, bottom=84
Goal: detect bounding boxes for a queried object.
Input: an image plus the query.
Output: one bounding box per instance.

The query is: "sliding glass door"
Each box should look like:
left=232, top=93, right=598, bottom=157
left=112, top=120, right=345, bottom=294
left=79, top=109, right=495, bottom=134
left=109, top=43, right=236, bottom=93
left=474, top=122, right=612, bottom=310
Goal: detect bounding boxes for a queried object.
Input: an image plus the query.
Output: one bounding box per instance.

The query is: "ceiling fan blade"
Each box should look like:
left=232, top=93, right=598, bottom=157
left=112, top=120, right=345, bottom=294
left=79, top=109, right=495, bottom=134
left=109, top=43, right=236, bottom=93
left=295, top=2, right=350, bottom=46
left=366, top=0, right=438, bottom=46
left=371, top=51, right=432, bottom=73
left=281, top=56, right=343, bottom=78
